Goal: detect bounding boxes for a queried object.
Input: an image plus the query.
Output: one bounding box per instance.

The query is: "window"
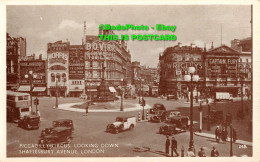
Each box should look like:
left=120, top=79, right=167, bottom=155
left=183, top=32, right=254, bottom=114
left=51, top=73, right=55, bottom=82
left=246, top=59, right=248, bottom=63
left=56, top=73, right=61, bottom=82
left=240, top=59, right=242, bottom=62
left=18, top=96, right=24, bottom=101
left=21, top=108, right=29, bottom=112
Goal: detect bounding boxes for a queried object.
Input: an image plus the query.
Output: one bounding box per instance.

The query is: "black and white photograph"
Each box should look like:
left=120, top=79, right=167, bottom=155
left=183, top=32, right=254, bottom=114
left=2, top=1, right=260, bottom=161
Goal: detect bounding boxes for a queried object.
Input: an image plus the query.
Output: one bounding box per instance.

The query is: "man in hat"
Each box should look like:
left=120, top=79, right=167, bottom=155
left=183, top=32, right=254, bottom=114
left=165, top=136, right=170, bottom=156
left=215, top=126, right=221, bottom=143
left=211, top=146, right=219, bottom=157
left=171, top=137, right=179, bottom=157
left=198, top=147, right=206, bottom=157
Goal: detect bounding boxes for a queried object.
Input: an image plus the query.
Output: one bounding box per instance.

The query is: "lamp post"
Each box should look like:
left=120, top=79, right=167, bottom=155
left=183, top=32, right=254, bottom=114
left=240, top=76, right=244, bottom=119
left=139, top=78, right=142, bottom=104
left=120, top=78, right=124, bottom=111
left=55, top=77, right=59, bottom=108
left=184, top=67, right=199, bottom=150
left=141, top=79, right=145, bottom=120
left=25, top=71, right=37, bottom=115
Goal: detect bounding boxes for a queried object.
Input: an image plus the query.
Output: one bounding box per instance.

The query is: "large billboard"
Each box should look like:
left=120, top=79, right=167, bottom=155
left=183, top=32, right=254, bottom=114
left=69, top=46, right=85, bottom=79
left=207, top=57, right=238, bottom=78
left=20, top=60, right=46, bottom=84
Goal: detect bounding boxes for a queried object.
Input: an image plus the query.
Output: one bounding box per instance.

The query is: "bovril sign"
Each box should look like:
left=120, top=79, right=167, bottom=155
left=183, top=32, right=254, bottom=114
left=85, top=41, right=115, bottom=52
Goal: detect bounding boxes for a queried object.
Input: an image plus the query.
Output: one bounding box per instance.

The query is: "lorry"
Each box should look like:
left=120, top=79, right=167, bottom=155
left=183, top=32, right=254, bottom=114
left=106, top=116, right=136, bottom=134
left=215, top=92, right=233, bottom=102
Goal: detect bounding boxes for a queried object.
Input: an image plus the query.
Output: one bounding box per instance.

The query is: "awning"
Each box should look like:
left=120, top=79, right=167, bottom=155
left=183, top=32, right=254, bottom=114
left=18, top=85, right=31, bottom=92
left=87, top=89, right=97, bottom=92
left=69, top=89, right=83, bottom=92
left=109, top=87, right=116, bottom=93
left=32, top=87, right=46, bottom=92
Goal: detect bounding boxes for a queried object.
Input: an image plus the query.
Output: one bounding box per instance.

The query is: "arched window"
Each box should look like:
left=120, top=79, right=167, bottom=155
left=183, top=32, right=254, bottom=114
left=62, top=73, right=66, bottom=82
left=51, top=73, right=55, bottom=82
left=56, top=73, right=61, bottom=82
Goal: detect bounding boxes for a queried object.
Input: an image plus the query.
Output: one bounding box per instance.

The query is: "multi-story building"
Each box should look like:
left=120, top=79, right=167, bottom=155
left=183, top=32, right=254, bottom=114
left=159, top=39, right=252, bottom=98
left=68, top=45, right=85, bottom=97
left=84, top=29, right=131, bottom=98
left=18, top=54, right=47, bottom=96
left=6, top=33, right=26, bottom=90
left=47, top=41, right=70, bottom=97
left=159, top=43, right=204, bottom=97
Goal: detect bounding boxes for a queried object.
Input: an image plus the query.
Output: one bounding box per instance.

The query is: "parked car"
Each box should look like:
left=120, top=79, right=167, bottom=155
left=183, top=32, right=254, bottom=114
left=149, top=110, right=167, bottom=123
left=150, top=103, right=166, bottom=114
left=106, top=116, right=136, bottom=134
left=167, top=94, right=178, bottom=100
left=166, top=111, right=189, bottom=129
left=159, top=124, right=177, bottom=136
left=52, top=119, right=74, bottom=131
left=18, top=115, right=40, bottom=130
left=38, top=127, right=73, bottom=146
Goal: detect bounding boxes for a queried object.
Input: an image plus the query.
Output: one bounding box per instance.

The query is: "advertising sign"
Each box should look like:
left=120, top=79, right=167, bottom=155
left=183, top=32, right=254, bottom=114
left=207, top=57, right=238, bottom=78
left=69, top=46, right=85, bottom=79
left=20, top=60, right=46, bottom=84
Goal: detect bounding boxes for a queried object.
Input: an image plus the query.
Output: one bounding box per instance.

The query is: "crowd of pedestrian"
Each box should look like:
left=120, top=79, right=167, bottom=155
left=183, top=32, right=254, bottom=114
left=165, top=136, right=220, bottom=157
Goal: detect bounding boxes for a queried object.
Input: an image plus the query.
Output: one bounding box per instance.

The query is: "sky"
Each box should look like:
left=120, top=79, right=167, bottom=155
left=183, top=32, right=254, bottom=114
left=6, top=5, right=251, bottom=67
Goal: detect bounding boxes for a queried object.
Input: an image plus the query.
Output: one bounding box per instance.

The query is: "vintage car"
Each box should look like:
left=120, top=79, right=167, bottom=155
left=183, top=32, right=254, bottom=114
left=165, top=111, right=189, bottom=129
left=18, top=115, right=40, bottom=130
left=106, top=116, right=136, bottom=134
left=159, top=124, right=177, bottom=136
left=167, top=94, right=178, bottom=100
left=149, top=110, right=167, bottom=123
left=150, top=103, right=166, bottom=114
left=52, top=119, right=74, bottom=131
left=38, top=127, right=73, bottom=146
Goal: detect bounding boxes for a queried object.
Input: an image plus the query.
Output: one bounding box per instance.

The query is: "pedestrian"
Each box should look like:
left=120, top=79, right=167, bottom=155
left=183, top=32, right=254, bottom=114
left=221, top=127, right=228, bottom=142
left=85, top=101, right=89, bottom=116
left=165, top=136, right=170, bottom=156
left=171, top=137, right=179, bottom=157
left=198, top=147, right=206, bottom=157
left=215, top=126, right=220, bottom=143
left=211, top=146, right=219, bottom=157
left=186, top=148, right=195, bottom=157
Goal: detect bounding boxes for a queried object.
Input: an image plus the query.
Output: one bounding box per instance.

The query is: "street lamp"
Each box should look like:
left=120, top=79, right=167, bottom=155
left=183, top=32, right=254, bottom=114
left=239, top=76, right=245, bottom=119
left=184, top=67, right=199, bottom=150
left=120, top=78, right=124, bottom=111
left=55, top=77, right=59, bottom=108
left=139, top=78, right=142, bottom=104
left=25, top=71, right=37, bottom=115
left=141, top=79, right=145, bottom=120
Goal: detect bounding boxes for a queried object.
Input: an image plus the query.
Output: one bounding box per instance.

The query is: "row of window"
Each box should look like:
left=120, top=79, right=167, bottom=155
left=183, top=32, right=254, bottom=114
left=50, top=73, right=66, bottom=82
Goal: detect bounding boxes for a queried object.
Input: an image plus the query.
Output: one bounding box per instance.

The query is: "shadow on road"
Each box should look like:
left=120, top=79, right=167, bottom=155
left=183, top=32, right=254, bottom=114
left=133, top=146, right=168, bottom=156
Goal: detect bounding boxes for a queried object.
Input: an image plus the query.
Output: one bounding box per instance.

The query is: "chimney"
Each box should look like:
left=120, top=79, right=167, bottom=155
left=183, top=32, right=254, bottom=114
left=191, top=43, right=195, bottom=48
left=204, top=43, right=206, bottom=52
left=211, top=42, right=214, bottom=49
left=39, top=54, right=42, bottom=60
left=178, top=42, right=182, bottom=47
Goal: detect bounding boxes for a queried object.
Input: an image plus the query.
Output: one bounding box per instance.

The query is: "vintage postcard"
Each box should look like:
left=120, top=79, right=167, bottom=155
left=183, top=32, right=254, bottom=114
left=1, top=0, right=260, bottom=162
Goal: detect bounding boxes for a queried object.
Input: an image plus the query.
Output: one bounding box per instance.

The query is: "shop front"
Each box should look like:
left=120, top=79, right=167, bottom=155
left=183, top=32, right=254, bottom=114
left=49, top=86, right=67, bottom=97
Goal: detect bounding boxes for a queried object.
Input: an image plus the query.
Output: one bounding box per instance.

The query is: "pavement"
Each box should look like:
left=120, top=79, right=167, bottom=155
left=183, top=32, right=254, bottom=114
left=194, top=132, right=252, bottom=146
left=57, top=102, right=152, bottom=112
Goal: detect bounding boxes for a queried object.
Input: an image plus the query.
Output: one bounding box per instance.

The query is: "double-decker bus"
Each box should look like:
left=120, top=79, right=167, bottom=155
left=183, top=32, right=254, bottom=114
left=7, top=91, right=31, bottom=122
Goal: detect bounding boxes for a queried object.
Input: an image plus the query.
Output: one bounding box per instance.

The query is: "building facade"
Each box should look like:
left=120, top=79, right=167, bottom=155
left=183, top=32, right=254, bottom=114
left=6, top=33, right=26, bottom=90
left=84, top=33, right=131, bottom=97
left=18, top=55, right=47, bottom=96
left=69, top=45, right=85, bottom=97
left=47, top=41, right=70, bottom=97
left=159, top=43, right=204, bottom=97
